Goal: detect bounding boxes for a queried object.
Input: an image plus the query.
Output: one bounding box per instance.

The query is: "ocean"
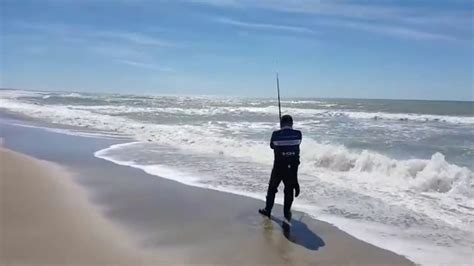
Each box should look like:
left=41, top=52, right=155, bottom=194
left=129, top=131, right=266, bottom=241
left=1, top=89, right=473, bottom=264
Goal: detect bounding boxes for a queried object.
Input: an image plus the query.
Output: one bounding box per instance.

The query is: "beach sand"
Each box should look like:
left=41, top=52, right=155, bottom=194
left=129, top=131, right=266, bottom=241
left=0, top=116, right=414, bottom=265
left=0, top=148, right=176, bottom=265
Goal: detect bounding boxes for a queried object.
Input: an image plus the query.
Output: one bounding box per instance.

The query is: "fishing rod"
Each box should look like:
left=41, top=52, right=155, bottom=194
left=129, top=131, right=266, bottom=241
left=276, top=73, right=282, bottom=121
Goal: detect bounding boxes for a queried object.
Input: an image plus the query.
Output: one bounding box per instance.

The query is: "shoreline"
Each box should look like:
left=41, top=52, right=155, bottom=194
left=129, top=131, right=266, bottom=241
left=1, top=114, right=415, bottom=265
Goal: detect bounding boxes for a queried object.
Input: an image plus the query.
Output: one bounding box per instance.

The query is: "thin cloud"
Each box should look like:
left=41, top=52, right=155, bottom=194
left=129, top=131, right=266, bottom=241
left=11, top=21, right=177, bottom=64
left=94, top=31, right=174, bottom=47
left=186, top=0, right=410, bottom=21
left=324, top=20, right=460, bottom=42
left=216, top=17, right=316, bottom=34
left=186, top=0, right=470, bottom=24
left=117, top=59, right=173, bottom=72
left=188, top=0, right=469, bottom=41
left=13, top=21, right=175, bottom=47
left=186, top=0, right=238, bottom=8
left=88, top=42, right=148, bottom=60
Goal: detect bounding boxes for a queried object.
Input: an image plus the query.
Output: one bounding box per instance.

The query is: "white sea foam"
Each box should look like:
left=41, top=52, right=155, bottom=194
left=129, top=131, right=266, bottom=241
left=94, top=144, right=201, bottom=185
left=0, top=89, right=46, bottom=98
left=10, top=122, right=125, bottom=139
left=1, top=93, right=471, bottom=194
left=301, top=140, right=473, bottom=197
left=94, top=141, right=474, bottom=265
left=62, top=92, right=83, bottom=97
left=64, top=104, right=474, bottom=125
left=2, top=89, right=473, bottom=265
left=1, top=93, right=472, bottom=202
left=318, top=215, right=474, bottom=265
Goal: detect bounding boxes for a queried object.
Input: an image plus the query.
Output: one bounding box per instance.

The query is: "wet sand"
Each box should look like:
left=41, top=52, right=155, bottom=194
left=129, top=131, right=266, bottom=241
left=0, top=148, right=180, bottom=265
left=0, top=115, right=414, bottom=265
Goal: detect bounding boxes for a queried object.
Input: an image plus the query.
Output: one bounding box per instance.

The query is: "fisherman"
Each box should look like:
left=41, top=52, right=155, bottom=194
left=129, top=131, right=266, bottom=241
left=259, top=114, right=302, bottom=229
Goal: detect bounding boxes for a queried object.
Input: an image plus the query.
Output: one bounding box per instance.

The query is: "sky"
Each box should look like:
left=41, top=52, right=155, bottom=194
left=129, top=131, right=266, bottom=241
left=1, top=0, right=473, bottom=100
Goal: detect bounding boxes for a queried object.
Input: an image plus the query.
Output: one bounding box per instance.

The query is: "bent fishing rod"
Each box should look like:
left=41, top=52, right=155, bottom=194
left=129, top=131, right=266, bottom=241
left=276, top=73, right=282, bottom=121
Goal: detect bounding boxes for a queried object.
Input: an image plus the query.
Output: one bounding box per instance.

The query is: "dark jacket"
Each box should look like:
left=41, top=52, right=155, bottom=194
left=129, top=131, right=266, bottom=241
left=270, top=127, right=302, bottom=163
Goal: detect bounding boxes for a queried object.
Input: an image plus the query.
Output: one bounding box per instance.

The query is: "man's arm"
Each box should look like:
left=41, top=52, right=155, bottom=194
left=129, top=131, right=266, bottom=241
left=295, top=130, right=302, bottom=197
left=270, top=131, right=275, bottom=149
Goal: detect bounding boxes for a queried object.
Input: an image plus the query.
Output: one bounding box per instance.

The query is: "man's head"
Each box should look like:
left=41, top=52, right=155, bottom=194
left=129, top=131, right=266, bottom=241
left=280, top=114, right=293, bottom=128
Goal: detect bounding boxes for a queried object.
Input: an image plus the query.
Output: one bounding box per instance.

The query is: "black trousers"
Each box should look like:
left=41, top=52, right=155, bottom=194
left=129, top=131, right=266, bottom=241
left=264, top=161, right=298, bottom=220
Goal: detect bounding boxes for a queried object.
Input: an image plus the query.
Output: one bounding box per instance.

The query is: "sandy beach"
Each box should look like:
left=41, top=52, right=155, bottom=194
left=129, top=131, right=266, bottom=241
left=1, top=148, right=174, bottom=265
left=0, top=115, right=414, bottom=265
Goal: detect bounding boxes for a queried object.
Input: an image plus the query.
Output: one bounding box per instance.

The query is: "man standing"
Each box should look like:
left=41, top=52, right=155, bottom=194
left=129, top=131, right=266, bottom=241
left=259, top=114, right=302, bottom=229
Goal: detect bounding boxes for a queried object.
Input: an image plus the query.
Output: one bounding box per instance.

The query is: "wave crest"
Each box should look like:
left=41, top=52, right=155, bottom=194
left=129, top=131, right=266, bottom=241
left=302, top=141, right=473, bottom=197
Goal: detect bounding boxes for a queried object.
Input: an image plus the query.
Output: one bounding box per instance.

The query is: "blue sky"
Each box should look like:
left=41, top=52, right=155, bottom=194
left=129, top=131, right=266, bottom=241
left=1, top=0, right=473, bottom=100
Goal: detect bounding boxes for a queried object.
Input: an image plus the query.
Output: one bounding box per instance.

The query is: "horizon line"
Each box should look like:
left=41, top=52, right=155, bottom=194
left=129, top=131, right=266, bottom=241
left=1, top=87, right=473, bottom=103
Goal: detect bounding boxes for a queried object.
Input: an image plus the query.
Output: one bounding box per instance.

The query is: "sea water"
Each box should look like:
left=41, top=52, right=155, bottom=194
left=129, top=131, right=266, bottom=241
left=1, top=89, right=473, bottom=264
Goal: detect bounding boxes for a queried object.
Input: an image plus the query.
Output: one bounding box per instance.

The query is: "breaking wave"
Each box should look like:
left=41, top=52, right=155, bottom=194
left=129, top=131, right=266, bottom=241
left=300, top=140, right=473, bottom=199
